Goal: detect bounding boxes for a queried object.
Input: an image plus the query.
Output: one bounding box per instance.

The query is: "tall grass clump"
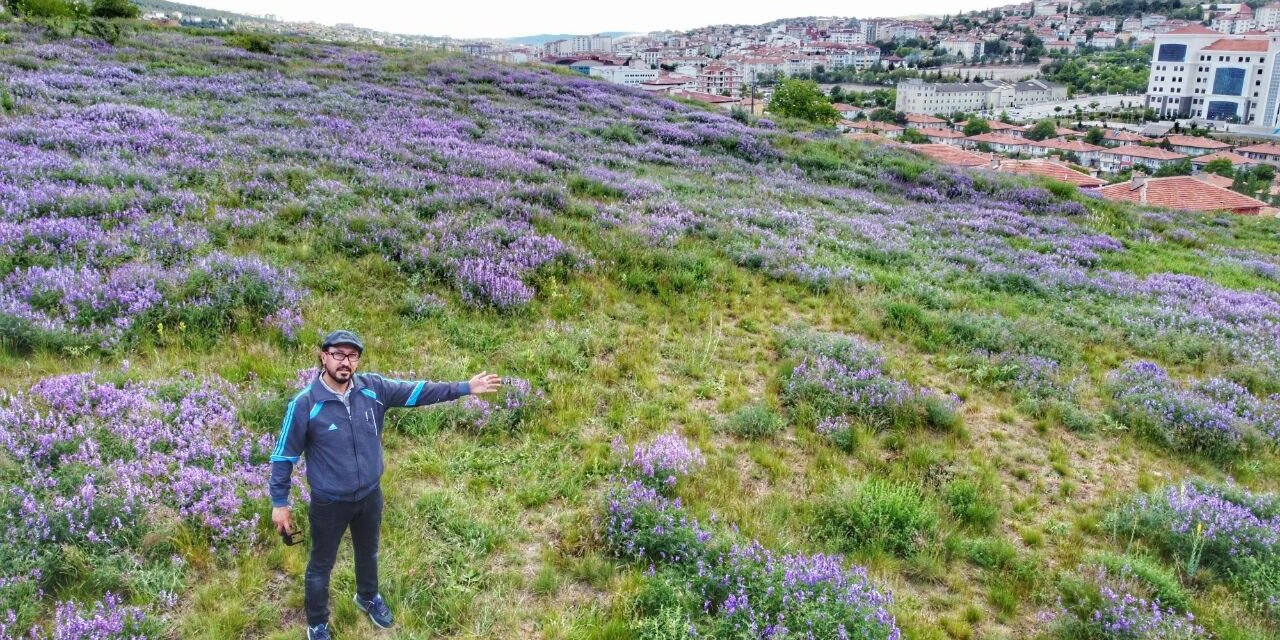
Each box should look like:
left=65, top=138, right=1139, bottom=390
left=814, top=478, right=939, bottom=557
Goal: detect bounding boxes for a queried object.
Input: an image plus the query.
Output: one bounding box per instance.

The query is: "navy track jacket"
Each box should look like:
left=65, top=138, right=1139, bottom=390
left=269, top=373, right=470, bottom=507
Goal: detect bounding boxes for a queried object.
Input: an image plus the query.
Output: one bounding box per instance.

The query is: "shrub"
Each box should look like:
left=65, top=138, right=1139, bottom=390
left=962, top=537, right=1017, bottom=570
left=88, top=0, right=137, bottom=18
left=723, top=403, right=783, bottom=439
left=1090, top=551, right=1190, bottom=612
left=227, top=33, right=274, bottom=54
left=815, top=478, right=938, bottom=556
left=0, top=373, right=271, bottom=632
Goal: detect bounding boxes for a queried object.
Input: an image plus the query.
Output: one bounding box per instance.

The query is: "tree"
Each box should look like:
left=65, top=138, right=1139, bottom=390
left=1253, top=163, right=1275, bottom=184
left=7, top=0, right=86, bottom=18
left=963, top=117, right=991, bottom=136
left=767, top=78, right=839, bottom=125
left=1085, top=126, right=1106, bottom=146
left=869, top=108, right=897, bottom=123
left=1025, top=119, right=1058, bottom=141
left=89, top=0, right=137, bottom=18
left=1153, top=159, right=1191, bottom=177
left=899, top=128, right=929, bottom=144
left=1202, top=157, right=1235, bottom=178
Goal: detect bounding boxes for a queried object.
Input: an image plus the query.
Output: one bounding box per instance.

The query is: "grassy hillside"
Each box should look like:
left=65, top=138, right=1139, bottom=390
left=1, top=19, right=1279, bottom=640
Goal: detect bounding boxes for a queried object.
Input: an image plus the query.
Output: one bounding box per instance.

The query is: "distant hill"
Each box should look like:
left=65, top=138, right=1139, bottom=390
left=132, top=0, right=272, bottom=22
left=504, top=31, right=635, bottom=45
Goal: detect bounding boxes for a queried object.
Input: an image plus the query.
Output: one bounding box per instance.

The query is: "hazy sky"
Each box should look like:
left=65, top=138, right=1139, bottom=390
left=190, top=1, right=1009, bottom=39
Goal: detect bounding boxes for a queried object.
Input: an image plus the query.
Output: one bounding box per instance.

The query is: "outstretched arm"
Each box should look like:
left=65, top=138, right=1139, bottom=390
left=373, top=371, right=502, bottom=407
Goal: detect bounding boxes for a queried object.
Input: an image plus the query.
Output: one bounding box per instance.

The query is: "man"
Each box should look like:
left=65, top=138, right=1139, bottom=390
left=269, top=329, right=501, bottom=640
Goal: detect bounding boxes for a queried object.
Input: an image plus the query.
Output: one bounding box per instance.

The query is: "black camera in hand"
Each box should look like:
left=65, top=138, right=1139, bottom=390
left=280, top=525, right=305, bottom=546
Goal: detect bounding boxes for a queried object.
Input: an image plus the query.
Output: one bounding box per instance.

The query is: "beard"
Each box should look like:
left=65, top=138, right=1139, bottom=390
left=326, top=364, right=353, bottom=383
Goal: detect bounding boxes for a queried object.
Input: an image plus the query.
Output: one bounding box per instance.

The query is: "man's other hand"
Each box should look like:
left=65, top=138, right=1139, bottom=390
left=469, top=371, right=502, bottom=394
left=272, top=506, right=294, bottom=534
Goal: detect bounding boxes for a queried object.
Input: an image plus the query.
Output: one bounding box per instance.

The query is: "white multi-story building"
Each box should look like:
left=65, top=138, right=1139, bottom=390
left=1145, top=26, right=1280, bottom=126
left=895, top=78, right=1067, bottom=115
left=940, top=36, right=985, bottom=59
left=829, top=29, right=866, bottom=45
left=587, top=65, right=658, bottom=86
left=1259, top=3, right=1280, bottom=30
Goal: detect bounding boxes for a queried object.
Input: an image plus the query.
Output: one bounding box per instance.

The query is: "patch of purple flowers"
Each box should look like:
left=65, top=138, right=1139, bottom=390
left=782, top=328, right=957, bottom=431
left=0, top=373, right=272, bottom=636
left=696, top=541, right=901, bottom=640
left=613, top=430, right=706, bottom=490
left=601, top=479, right=711, bottom=565
left=1107, top=361, right=1279, bottom=460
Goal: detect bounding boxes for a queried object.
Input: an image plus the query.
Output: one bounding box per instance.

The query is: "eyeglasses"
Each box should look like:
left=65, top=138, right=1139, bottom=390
left=326, top=351, right=361, bottom=363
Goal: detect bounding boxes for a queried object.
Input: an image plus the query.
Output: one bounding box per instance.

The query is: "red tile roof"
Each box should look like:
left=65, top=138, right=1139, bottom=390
left=1236, top=141, right=1280, bottom=157
left=848, top=120, right=904, bottom=132
left=1104, top=130, right=1145, bottom=143
left=1098, top=176, right=1266, bottom=213
left=1162, top=135, right=1231, bottom=149
left=965, top=132, right=1029, bottom=145
left=1032, top=137, right=1106, bottom=153
left=911, top=144, right=991, bottom=167
left=1101, top=145, right=1187, bottom=161
left=923, top=129, right=966, bottom=139
left=906, top=113, right=947, bottom=124
left=1203, top=38, right=1270, bottom=52
left=1190, top=151, right=1258, bottom=166
left=1165, top=24, right=1221, bottom=34
left=1195, top=173, right=1236, bottom=189
left=997, top=159, right=1106, bottom=188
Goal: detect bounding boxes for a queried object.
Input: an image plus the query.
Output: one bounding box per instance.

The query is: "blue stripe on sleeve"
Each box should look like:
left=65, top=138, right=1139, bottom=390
left=406, top=381, right=425, bottom=406
left=273, top=398, right=298, bottom=458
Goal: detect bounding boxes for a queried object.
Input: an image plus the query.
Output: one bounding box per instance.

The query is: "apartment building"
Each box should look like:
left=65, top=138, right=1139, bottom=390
left=1145, top=26, right=1280, bottom=126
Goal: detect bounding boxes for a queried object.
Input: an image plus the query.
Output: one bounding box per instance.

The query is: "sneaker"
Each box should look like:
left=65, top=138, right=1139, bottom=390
left=353, top=593, right=393, bottom=629
left=306, top=623, right=331, bottom=640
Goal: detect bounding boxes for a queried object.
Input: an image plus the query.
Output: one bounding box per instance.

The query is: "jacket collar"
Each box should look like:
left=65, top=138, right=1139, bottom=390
left=309, top=370, right=366, bottom=403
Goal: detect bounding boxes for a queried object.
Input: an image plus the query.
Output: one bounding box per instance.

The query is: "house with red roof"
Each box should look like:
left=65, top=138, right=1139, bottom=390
left=1160, top=135, right=1231, bottom=157
left=962, top=132, right=1033, bottom=155
left=1099, top=145, right=1188, bottom=174
left=1030, top=137, right=1106, bottom=168
left=905, top=113, right=948, bottom=130
left=1235, top=142, right=1280, bottom=165
left=1098, top=175, right=1267, bottom=214
left=1190, top=150, right=1259, bottom=172
left=922, top=128, right=967, bottom=145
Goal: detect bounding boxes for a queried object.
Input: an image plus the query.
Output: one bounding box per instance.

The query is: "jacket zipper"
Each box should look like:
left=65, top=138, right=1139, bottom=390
left=346, top=396, right=361, bottom=491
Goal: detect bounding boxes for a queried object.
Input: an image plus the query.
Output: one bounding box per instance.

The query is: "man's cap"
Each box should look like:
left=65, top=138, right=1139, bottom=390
left=321, top=329, right=364, bottom=353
